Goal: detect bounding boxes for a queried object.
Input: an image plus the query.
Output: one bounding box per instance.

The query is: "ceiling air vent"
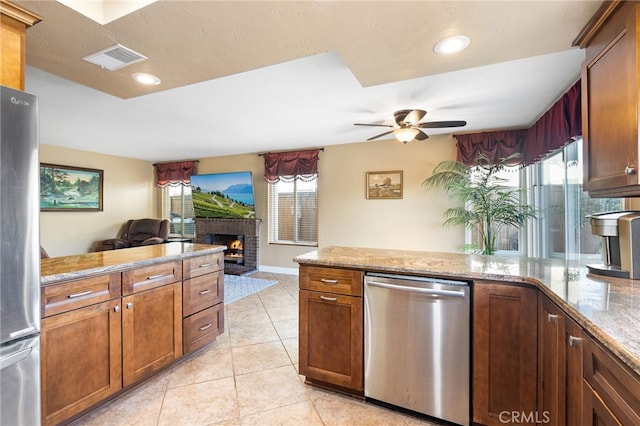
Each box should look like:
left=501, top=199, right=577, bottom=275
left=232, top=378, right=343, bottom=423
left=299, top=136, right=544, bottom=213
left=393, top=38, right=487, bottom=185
left=82, top=44, right=147, bottom=71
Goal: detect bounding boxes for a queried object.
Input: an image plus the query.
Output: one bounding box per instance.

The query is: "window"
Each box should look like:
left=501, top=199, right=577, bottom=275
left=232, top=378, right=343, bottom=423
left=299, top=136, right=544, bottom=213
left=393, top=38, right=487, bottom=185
left=527, top=139, right=622, bottom=261
left=267, top=176, right=318, bottom=245
left=160, top=184, right=195, bottom=238
left=465, top=138, right=622, bottom=261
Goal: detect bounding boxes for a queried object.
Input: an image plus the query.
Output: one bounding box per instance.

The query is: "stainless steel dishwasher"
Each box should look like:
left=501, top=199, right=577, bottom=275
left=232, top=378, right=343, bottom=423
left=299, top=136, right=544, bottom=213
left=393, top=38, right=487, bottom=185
left=364, top=273, right=470, bottom=426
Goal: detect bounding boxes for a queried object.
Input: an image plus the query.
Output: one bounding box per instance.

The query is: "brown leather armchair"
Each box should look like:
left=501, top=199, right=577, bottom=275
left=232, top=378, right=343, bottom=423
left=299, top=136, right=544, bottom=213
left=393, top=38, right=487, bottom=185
left=101, top=218, right=170, bottom=250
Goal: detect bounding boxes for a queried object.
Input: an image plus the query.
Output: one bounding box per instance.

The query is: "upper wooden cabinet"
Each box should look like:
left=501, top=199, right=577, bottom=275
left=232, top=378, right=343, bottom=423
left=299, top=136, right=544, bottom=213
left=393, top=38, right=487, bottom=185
left=0, top=1, right=40, bottom=90
left=574, top=1, right=640, bottom=197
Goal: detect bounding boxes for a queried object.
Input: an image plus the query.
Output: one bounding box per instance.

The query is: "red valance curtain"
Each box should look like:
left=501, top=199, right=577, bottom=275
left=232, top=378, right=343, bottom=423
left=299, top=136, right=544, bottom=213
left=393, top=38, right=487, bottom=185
left=455, top=80, right=581, bottom=166
left=154, top=160, right=198, bottom=187
left=263, top=149, right=320, bottom=183
left=456, top=130, right=527, bottom=166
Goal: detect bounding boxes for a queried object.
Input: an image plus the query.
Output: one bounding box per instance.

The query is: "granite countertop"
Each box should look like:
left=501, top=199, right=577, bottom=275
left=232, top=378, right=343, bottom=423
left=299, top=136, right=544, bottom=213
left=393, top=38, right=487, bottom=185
left=294, top=246, right=640, bottom=377
left=41, top=243, right=225, bottom=286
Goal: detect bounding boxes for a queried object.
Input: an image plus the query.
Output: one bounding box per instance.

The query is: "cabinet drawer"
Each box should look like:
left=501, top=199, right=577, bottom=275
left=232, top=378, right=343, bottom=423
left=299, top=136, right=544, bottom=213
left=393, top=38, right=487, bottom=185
left=183, top=271, right=223, bottom=317
left=183, top=304, right=224, bottom=354
left=41, top=273, right=121, bottom=318
left=299, top=265, right=363, bottom=296
left=122, top=261, right=182, bottom=295
left=583, top=334, right=640, bottom=425
left=183, top=253, right=224, bottom=279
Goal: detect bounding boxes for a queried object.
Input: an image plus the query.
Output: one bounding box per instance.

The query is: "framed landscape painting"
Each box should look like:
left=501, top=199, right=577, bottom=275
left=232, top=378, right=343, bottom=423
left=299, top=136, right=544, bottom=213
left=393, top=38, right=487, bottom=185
left=40, top=164, right=103, bottom=211
left=366, top=170, right=403, bottom=199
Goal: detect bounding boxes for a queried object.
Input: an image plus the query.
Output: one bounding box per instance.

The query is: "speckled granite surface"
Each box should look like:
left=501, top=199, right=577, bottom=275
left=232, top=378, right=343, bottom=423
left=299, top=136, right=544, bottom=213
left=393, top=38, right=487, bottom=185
left=41, top=243, right=225, bottom=286
left=294, top=246, right=640, bottom=377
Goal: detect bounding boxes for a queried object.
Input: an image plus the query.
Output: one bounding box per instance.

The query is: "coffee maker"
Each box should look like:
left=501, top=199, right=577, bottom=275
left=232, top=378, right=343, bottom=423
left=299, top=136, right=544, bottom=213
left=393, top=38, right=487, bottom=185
left=587, top=211, right=640, bottom=279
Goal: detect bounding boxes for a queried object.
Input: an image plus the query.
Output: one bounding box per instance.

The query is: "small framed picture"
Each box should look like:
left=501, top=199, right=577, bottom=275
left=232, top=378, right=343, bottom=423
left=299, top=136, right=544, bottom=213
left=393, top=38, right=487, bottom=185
left=366, top=170, right=403, bottom=199
left=40, top=164, right=104, bottom=211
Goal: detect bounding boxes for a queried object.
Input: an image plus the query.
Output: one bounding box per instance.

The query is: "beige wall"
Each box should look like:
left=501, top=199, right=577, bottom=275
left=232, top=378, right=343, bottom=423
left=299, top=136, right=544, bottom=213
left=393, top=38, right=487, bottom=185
left=199, top=134, right=464, bottom=271
left=40, top=136, right=463, bottom=264
left=40, top=144, right=156, bottom=256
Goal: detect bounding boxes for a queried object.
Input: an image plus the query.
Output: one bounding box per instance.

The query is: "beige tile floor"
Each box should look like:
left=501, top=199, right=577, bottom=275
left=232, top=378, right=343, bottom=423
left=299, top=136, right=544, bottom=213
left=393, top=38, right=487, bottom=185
left=72, top=272, right=436, bottom=426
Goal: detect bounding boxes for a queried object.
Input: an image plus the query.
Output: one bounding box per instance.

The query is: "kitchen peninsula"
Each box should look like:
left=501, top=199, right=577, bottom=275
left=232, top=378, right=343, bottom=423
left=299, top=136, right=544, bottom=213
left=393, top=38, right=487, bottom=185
left=295, top=246, right=640, bottom=425
left=40, top=243, right=226, bottom=426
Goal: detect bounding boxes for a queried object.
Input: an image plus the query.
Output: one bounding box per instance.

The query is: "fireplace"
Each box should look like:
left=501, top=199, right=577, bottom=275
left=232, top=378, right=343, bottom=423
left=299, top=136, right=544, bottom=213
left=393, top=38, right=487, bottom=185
left=196, top=218, right=261, bottom=275
left=210, top=234, right=244, bottom=265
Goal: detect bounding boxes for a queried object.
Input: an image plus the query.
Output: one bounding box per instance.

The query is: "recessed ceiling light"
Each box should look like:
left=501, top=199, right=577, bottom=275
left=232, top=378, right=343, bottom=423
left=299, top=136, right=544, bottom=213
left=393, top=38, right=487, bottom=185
left=433, top=35, right=471, bottom=55
left=131, top=72, right=161, bottom=85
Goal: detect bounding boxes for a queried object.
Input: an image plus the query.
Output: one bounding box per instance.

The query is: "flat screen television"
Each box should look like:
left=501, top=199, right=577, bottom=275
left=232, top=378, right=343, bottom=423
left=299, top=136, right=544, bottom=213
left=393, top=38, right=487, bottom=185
left=190, top=171, right=256, bottom=219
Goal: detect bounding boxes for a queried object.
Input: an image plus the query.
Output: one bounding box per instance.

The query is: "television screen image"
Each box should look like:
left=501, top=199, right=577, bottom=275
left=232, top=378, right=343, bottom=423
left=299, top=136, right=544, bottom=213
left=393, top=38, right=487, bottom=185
left=190, top=171, right=256, bottom=219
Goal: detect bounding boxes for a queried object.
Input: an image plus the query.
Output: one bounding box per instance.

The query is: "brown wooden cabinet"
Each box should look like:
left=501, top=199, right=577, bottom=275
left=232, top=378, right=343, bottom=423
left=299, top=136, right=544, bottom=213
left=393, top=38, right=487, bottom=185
left=538, top=294, right=584, bottom=426
left=122, top=281, right=182, bottom=387
left=0, top=1, right=41, bottom=90
left=41, top=289, right=121, bottom=426
left=582, top=331, right=640, bottom=425
left=472, top=281, right=538, bottom=426
left=182, top=252, right=225, bottom=354
left=299, top=265, right=364, bottom=393
left=575, top=1, right=640, bottom=197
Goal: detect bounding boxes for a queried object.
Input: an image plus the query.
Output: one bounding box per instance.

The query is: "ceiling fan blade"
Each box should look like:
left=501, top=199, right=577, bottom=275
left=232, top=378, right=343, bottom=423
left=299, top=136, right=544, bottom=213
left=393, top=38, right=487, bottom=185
left=417, top=120, right=467, bottom=128
left=367, top=130, right=395, bottom=141
left=394, top=109, right=426, bottom=126
left=404, top=109, right=426, bottom=125
left=414, top=129, right=429, bottom=141
left=354, top=123, right=394, bottom=128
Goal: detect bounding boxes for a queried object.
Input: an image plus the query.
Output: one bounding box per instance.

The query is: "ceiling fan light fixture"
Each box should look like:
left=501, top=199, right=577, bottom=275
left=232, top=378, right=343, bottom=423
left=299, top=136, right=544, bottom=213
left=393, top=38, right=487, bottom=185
left=394, top=127, right=420, bottom=143
left=131, top=72, right=161, bottom=85
left=433, top=35, right=471, bottom=55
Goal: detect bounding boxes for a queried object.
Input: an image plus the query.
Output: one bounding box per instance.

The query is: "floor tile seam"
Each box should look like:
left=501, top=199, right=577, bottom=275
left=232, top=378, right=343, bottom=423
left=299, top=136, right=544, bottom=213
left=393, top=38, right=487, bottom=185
left=231, top=361, right=300, bottom=380
left=234, top=399, right=320, bottom=424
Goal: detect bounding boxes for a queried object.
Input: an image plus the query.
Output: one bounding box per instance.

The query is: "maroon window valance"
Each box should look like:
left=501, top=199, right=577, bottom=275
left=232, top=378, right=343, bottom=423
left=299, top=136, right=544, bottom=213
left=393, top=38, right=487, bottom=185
left=263, top=149, right=320, bottom=183
left=455, top=80, right=581, bottom=167
left=456, top=130, right=528, bottom=166
left=154, top=160, right=198, bottom=187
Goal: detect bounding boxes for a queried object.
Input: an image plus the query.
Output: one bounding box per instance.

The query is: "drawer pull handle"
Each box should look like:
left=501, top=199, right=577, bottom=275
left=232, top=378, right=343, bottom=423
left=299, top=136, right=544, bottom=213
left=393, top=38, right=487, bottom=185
left=126, top=303, right=133, bottom=310
left=568, top=335, right=582, bottom=347
left=547, top=313, right=558, bottom=323
left=67, top=290, right=92, bottom=298
left=320, top=295, right=337, bottom=302
left=199, top=289, right=212, bottom=295
left=320, top=279, right=338, bottom=284
left=114, top=305, right=120, bottom=313
left=199, top=324, right=212, bottom=331
left=147, top=274, right=168, bottom=280
left=198, top=263, right=212, bottom=268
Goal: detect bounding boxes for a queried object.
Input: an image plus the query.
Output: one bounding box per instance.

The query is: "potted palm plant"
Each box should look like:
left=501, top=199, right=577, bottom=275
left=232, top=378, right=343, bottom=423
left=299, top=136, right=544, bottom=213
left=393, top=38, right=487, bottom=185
left=423, top=153, right=536, bottom=255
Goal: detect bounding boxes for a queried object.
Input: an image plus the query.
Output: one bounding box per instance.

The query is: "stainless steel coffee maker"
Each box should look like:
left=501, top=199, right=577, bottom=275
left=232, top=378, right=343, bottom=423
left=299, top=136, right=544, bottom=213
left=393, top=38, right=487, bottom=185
left=587, top=211, right=640, bottom=279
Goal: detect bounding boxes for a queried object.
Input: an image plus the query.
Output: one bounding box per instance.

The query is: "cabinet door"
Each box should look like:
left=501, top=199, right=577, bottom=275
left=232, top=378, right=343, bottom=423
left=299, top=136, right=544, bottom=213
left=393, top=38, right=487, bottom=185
left=41, top=299, right=122, bottom=426
left=583, top=381, right=623, bottom=426
left=538, top=295, right=567, bottom=426
left=122, top=282, right=182, bottom=387
left=299, top=289, right=363, bottom=392
left=473, top=282, right=538, bottom=426
left=581, top=2, right=640, bottom=196
left=565, top=316, right=584, bottom=426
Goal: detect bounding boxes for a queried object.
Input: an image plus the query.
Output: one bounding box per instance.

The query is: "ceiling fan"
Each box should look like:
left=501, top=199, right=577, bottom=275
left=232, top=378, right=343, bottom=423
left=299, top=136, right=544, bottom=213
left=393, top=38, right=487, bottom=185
left=354, top=109, right=467, bottom=143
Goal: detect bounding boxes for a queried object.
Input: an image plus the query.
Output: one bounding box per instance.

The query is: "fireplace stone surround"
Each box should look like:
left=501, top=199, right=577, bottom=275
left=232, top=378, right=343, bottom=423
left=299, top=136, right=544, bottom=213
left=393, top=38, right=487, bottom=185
left=195, top=218, right=261, bottom=275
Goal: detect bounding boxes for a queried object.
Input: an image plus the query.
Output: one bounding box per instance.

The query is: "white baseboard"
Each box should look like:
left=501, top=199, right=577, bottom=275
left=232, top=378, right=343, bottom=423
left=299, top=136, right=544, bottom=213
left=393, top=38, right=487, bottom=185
left=258, top=265, right=299, bottom=275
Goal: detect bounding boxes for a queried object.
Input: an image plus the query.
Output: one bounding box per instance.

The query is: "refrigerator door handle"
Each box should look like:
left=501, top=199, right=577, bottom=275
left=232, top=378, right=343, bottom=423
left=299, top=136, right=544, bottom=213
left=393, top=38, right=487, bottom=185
left=9, top=326, right=37, bottom=340
left=0, top=346, right=32, bottom=371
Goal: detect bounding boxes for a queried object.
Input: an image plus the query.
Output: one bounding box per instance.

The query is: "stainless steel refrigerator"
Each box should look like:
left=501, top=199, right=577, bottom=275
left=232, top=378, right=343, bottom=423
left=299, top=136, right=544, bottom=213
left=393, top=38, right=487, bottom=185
left=0, top=85, right=41, bottom=425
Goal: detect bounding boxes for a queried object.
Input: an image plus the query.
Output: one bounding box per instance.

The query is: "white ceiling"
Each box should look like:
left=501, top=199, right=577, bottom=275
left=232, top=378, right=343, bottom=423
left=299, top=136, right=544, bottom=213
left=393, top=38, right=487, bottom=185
left=18, top=1, right=601, bottom=162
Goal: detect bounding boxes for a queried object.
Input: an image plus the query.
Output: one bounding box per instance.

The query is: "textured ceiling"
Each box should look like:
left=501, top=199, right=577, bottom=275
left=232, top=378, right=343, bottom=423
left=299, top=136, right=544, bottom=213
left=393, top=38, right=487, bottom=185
left=16, top=0, right=602, bottom=161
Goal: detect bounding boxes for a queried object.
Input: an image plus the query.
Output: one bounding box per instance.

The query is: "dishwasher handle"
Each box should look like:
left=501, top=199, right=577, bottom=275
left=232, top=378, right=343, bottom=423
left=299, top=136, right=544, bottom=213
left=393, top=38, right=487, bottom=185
left=366, top=280, right=466, bottom=298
